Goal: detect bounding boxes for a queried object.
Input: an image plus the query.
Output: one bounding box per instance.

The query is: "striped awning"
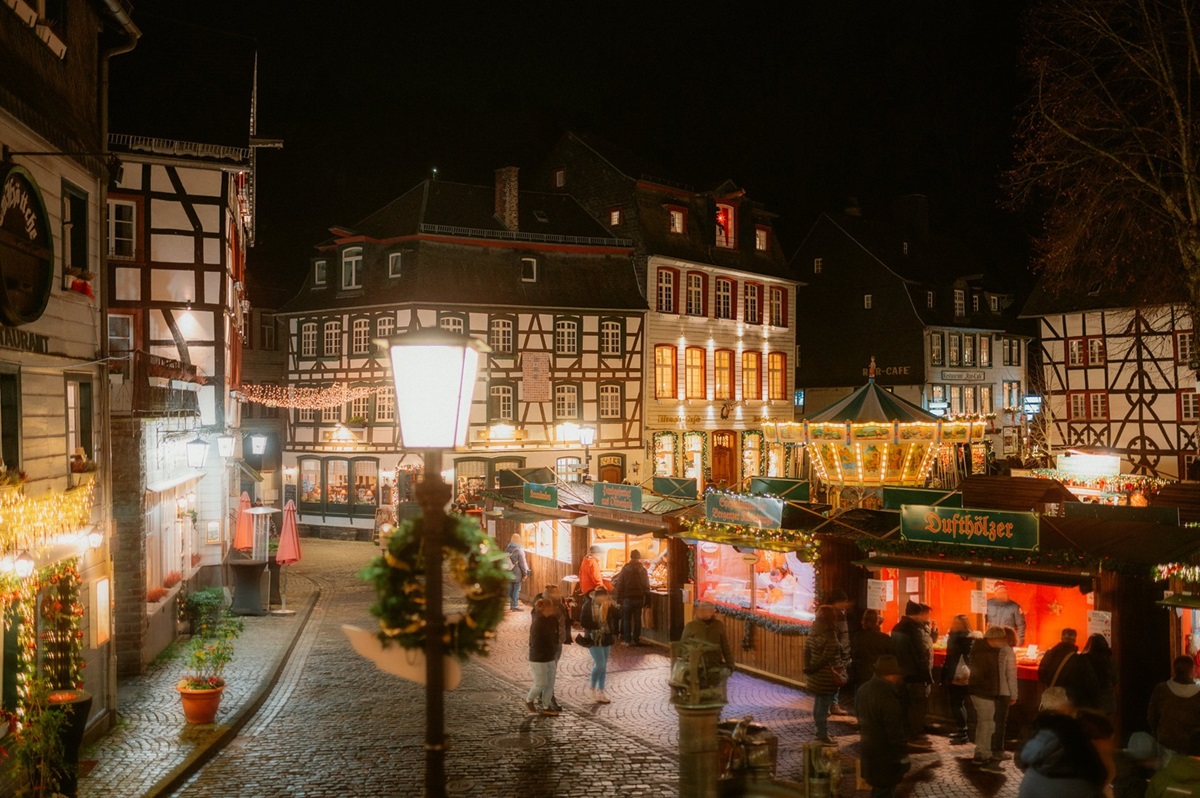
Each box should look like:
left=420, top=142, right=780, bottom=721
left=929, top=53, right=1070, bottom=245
left=806, top=379, right=938, bottom=424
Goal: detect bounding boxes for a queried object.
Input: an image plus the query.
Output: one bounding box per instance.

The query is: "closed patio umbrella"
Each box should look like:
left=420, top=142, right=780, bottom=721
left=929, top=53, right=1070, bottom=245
left=273, top=500, right=302, bottom=615
left=233, top=492, right=253, bottom=551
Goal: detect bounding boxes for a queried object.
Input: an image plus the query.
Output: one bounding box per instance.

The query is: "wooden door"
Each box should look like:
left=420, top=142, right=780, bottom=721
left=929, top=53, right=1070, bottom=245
left=711, top=431, right=736, bottom=487
left=599, top=463, right=622, bottom=483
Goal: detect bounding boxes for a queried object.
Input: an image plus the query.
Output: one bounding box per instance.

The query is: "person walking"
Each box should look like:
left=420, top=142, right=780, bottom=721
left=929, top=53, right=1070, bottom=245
left=505, top=534, right=530, bottom=611
left=969, top=626, right=1018, bottom=773
left=526, top=598, right=562, bottom=715
left=855, top=654, right=912, bottom=798
left=891, top=600, right=938, bottom=748
left=940, top=614, right=976, bottom=745
left=680, top=600, right=734, bottom=673
left=578, top=544, right=605, bottom=597
left=1081, top=633, right=1117, bottom=715
left=530, top=583, right=573, bottom=712
left=580, top=586, right=620, bottom=703
left=1016, top=710, right=1110, bottom=797
left=827, top=588, right=854, bottom=715
left=612, top=550, right=650, bottom=646
left=805, top=605, right=845, bottom=745
left=851, top=609, right=894, bottom=706
left=1148, top=656, right=1200, bottom=760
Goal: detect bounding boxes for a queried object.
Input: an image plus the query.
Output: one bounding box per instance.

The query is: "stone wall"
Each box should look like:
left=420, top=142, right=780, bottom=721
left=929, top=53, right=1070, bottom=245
left=111, top=417, right=147, bottom=677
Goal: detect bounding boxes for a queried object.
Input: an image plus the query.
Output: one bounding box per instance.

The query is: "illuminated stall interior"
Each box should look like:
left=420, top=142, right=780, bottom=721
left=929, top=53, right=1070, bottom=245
left=696, top=543, right=818, bottom=623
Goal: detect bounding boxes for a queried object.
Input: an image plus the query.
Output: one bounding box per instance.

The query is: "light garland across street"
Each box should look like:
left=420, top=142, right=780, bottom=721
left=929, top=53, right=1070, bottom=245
left=240, top=382, right=380, bottom=410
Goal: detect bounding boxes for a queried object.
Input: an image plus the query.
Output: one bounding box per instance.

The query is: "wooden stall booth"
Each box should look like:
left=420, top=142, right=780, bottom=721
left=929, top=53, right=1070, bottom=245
left=845, top=502, right=1200, bottom=738
left=568, top=482, right=698, bottom=647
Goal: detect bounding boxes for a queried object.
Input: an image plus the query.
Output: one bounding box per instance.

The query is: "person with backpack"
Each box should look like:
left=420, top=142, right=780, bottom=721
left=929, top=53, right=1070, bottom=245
left=611, top=550, right=651, bottom=646
left=970, top=625, right=1018, bottom=773
left=504, top=533, right=529, bottom=611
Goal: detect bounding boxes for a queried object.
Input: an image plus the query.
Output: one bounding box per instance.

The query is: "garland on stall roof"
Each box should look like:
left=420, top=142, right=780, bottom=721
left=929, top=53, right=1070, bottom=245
left=715, top=603, right=811, bottom=636
left=1029, top=469, right=1171, bottom=497
left=848, top=534, right=1154, bottom=577
left=1156, top=563, right=1200, bottom=584
left=241, top=382, right=380, bottom=410
left=680, top=518, right=820, bottom=561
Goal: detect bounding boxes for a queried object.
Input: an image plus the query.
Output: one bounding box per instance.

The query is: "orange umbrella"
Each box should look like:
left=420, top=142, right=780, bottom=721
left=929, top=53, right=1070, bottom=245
left=233, top=492, right=253, bottom=551
left=276, top=500, right=302, bottom=566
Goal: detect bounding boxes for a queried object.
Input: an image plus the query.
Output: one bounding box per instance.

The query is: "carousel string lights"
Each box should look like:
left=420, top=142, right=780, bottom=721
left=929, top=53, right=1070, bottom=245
left=241, top=382, right=380, bottom=410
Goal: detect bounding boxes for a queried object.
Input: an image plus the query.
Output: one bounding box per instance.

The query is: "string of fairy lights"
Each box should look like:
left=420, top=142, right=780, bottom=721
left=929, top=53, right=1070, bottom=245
left=240, top=382, right=381, bottom=410
left=0, top=480, right=96, bottom=554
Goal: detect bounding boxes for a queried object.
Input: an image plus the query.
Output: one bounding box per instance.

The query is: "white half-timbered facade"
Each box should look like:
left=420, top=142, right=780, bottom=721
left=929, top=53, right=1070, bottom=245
left=278, top=170, right=645, bottom=535
left=1024, top=291, right=1197, bottom=479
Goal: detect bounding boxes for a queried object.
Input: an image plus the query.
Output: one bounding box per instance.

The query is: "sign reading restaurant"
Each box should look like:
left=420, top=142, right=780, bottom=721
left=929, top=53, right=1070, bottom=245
left=0, top=165, right=54, bottom=326
left=594, top=482, right=642, bottom=513
left=522, top=483, right=558, bottom=509
left=705, top=493, right=784, bottom=528
left=941, top=370, right=986, bottom=382
left=900, top=504, right=1039, bottom=551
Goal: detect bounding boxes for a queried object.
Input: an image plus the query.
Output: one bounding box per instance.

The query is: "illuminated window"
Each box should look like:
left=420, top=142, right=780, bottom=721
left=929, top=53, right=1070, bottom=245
left=744, top=283, right=761, bottom=324
left=714, top=350, right=734, bottom=400
left=376, top=386, right=394, bottom=422
left=655, top=345, right=677, bottom=399
left=609, top=208, right=621, bottom=226
left=300, top=323, right=317, bottom=358
left=963, top=334, right=975, bottom=367
left=599, top=384, right=622, bottom=419
left=980, top=336, right=992, bottom=367
left=949, top=385, right=962, bottom=413
left=600, top=319, right=622, bottom=357
left=1067, top=339, right=1085, bottom=367
left=755, top=226, right=768, bottom=251
left=1178, top=332, right=1195, bottom=365
left=1069, top=393, right=1087, bottom=419
left=554, top=384, right=579, bottom=419
left=686, top=273, right=705, bottom=316
left=657, top=269, right=676, bottom=313
left=989, top=295, right=999, bottom=312
left=107, top=200, right=136, bottom=259
left=769, top=287, right=787, bottom=327
left=741, top=352, right=762, bottom=400
left=715, top=278, right=734, bottom=319
left=323, top=320, right=341, bottom=357
left=341, top=247, right=363, bottom=289
left=1088, top=338, right=1106, bottom=366
left=964, top=385, right=976, bottom=414
left=980, top=385, right=993, bottom=413
left=863, top=294, right=872, bottom=310
left=388, top=252, right=403, bottom=278
left=668, top=208, right=685, bottom=234
left=948, top=334, right=961, bottom=366
left=490, top=384, right=514, bottom=422
left=813, top=257, right=823, bottom=274
left=521, top=257, right=538, bottom=282
left=556, top=457, right=581, bottom=482
left=553, top=168, right=566, bottom=188
left=715, top=204, right=736, bottom=248
left=489, top=318, right=513, bottom=354
left=768, top=352, right=787, bottom=400
left=954, top=289, right=965, bottom=317
left=685, top=347, right=706, bottom=399
left=439, top=315, right=464, bottom=334
left=930, top=333, right=943, bottom=366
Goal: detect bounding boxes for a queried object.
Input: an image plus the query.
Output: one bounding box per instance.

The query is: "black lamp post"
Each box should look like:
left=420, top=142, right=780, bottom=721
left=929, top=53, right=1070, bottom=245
left=380, top=328, right=488, bottom=798
left=579, top=425, right=596, bottom=480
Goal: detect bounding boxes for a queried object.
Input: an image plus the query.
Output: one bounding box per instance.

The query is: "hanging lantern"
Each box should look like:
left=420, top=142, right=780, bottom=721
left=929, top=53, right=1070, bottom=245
left=14, top=550, right=34, bottom=579
left=216, top=434, right=236, bottom=458
left=185, top=436, right=208, bottom=469
left=250, top=433, right=268, bottom=455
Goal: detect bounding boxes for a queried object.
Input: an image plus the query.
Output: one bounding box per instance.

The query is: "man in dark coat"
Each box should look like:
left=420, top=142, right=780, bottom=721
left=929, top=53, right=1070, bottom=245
left=827, top=588, right=854, bottom=715
left=612, top=550, right=651, bottom=645
left=891, top=600, right=937, bottom=748
left=856, top=654, right=912, bottom=798
left=1037, top=628, right=1099, bottom=709
left=851, top=609, right=894, bottom=705
left=1148, top=656, right=1200, bottom=757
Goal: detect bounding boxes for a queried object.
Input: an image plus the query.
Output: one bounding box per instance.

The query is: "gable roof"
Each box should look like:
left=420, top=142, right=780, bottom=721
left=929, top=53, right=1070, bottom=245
left=1020, top=277, right=1188, bottom=318
left=806, top=379, right=938, bottom=424
left=958, top=476, right=1079, bottom=512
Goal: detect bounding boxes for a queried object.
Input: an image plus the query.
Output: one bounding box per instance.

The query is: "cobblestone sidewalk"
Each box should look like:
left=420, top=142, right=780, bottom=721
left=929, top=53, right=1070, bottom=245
left=79, top=573, right=319, bottom=798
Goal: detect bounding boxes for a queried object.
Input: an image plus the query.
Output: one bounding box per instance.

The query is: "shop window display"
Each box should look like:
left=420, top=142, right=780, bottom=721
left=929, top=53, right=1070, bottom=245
left=524, top=520, right=572, bottom=564
left=589, top=528, right=666, bottom=588
left=300, top=460, right=322, bottom=504
left=327, top=460, right=350, bottom=505
left=696, top=543, right=817, bottom=623
left=654, top=432, right=677, bottom=476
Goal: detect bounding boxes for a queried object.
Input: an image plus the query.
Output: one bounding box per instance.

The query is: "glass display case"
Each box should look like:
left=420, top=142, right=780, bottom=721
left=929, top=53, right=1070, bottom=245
left=696, top=543, right=816, bottom=623
left=588, top=528, right=666, bottom=587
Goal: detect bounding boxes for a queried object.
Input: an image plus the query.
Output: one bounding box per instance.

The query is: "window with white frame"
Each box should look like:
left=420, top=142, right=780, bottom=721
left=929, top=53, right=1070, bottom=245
left=350, top=395, right=369, bottom=422
left=963, top=385, right=976, bottom=414
left=863, top=294, right=872, bottom=310
left=322, top=400, right=340, bottom=423
left=599, top=384, right=622, bottom=419
left=948, top=334, right=961, bottom=366
left=352, top=319, right=370, bottom=354
left=949, top=385, right=962, bottom=413
left=300, top=323, right=317, bottom=357
left=554, top=384, right=579, bottom=419
left=554, top=318, right=578, bottom=355
left=376, top=386, right=395, bottom=422
left=1070, top=393, right=1087, bottom=419
left=769, top=287, right=786, bottom=326
left=1088, top=338, right=1106, bottom=366
left=553, top=169, right=566, bottom=188
left=609, top=208, right=621, bottom=226
left=1003, top=381, right=1021, bottom=409
left=556, top=457, right=581, bottom=482
left=439, top=315, right=464, bottom=334
left=927, top=291, right=934, bottom=308
left=657, top=269, right=676, bottom=313
left=686, top=273, right=705, bottom=316
left=989, top=295, right=999, bottom=312
left=107, top=200, right=136, bottom=259
left=715, top=279, right=734, bottom=319
left=298, top=406, right=315, bottom=423
left=324, top=320, right=341, bottom=356
left=341, top=247, right=363, bottom=289
left=313, top=260, right=327, bottom=286
left=930, top=333, right=944, bottom=365
left=521, top=257, right=537, bottom=282
left=489, top=318, right=514, bottom=354
left=1179, top=332, right=1195, bottom=365
left=388, top=252, right=403, bottom=278
left=376, top=315, right=395, bottom=348
left=600, top=320, right=622, bottom=357
left=813, top=257, right=823, bottom=274
left=668, top=208, right=685, bottom=234
left=972, top=295, right=980, bottom=312
left=1090, top=392, right=1108, bottom=419
left=1068, top=339, right=1085, bottom=367
left=1183, top=392, right=1200, bottom=421
left=744, top=283, right=761, bottom=324
left=980, top=336, right=991, bottom=367
left=755, top=227, right=768, bottom=251
left=490, top=384, right=514, bottom=422
left=954, top=289, right=965, bottom=317
left=963, top=334, right=975, bottom=366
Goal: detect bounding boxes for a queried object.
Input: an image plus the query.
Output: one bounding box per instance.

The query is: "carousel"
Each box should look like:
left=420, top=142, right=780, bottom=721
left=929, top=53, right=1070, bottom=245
left=765, top=361, right=986, bottom=508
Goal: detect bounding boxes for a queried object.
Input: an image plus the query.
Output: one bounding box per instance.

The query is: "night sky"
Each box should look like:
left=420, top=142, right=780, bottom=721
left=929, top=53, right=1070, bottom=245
left=121, top=2, right=1032, bottom=293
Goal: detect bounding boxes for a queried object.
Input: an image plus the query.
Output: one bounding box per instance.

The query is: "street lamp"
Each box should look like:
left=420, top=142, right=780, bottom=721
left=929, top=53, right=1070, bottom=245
left=185, top=436, right=208, bottom=469
left=216, top=433, right=235, bottom=458
left=14, top=550, right=34, bottom=579
left=579, top=425, right=596, bottom=480
left=250, top=432, right=268, bottom=455
left=379, top=327, right=488, bottom=798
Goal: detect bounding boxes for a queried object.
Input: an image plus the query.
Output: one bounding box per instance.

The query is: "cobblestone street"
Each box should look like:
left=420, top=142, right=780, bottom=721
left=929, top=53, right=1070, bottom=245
left=85, top=540, right=1025, bottom=797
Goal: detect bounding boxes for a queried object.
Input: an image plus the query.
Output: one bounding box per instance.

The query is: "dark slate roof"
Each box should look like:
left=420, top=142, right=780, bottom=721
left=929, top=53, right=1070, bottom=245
left=1040, top=516, right=1200, bottom=567
left=958, top=476, right=1079, bottom=511
left=1150, top=484, right=1200, bottom=526
left=806, top=380, right=938, bottom=424
left=1021, top=277, right=1188, bottom=318
left=109, top=13, right=254, bottom=150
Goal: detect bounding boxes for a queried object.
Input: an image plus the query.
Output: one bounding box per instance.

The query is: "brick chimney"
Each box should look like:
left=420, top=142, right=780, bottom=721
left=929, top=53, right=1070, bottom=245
left=494, top=167, right=519, bottom=231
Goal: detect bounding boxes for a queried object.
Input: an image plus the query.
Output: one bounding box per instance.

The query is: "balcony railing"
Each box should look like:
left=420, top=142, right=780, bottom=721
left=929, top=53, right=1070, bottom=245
left=109, top=351, right=207, bottom=417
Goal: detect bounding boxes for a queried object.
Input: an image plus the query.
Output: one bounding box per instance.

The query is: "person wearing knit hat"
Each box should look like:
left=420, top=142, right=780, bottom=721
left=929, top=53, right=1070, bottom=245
left=856, top=653, right=912, bottom=796
left=986, top=581, right=1026, bottom=645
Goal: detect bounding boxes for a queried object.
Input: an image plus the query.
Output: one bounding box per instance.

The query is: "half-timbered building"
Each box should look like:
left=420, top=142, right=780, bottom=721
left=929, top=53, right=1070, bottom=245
left=1023, top=283, right=1197, bottom=479
left=537, top=133, right=798, bottom=489
left=1, top=0, right=139, bottom=740
left=105, top=20, right=261, bottom=672
left=277, top=168, right=645, bottom=538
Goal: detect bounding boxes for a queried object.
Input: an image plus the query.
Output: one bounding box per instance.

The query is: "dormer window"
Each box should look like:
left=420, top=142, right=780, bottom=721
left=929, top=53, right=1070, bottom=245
left=813, top=257, right=823, bottom=274
left=341, top=247, right=363, bottom=290
left=314, top=260, right=327, bottom=287
left=926, top=291, right=934, bottom=308
left=388, top=252, right=403, bottom=278
left=954, top=289, right=965, bottom=317
left=521, top=257, right=537, bottom=282
left=553, top=168, right=566, bottom=188
left=609, top=208, right=622, bottom=226
left=755, top=226, right=769, bottom=251
left=668, top=207, right=685, bottom=234
left=989, top=295, right=999, bottom=312
left=715, top=204, right=736, bottom=248
left=972, top=294, right=980, bottom=312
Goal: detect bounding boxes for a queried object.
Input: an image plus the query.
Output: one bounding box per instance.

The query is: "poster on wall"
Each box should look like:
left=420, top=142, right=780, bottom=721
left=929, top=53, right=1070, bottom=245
left=866, top=579, right=888, bottom=610
left=970, top=590, right=987, bottom=614
left=1087, top=610, right=1113, bottom=644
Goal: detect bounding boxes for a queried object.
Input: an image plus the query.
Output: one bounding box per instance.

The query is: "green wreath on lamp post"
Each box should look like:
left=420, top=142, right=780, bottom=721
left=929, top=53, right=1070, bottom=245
left=360, top=515, right=511, bottom=658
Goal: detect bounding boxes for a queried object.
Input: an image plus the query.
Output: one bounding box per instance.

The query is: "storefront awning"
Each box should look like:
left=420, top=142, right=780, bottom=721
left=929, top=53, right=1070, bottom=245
left=852, top=554, right=1094, bottom=589
left=145, top=471, right=205, bottom=493
left=489, top=507, right=564, bottom=525
left=1157, top=593, right=1200, bottom=609
left=573, top=514, right=664, bottom=537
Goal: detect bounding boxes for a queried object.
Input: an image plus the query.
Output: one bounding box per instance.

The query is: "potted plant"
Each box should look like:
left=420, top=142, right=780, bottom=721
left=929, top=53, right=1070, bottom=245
left=346, top=415, right=368, bottom=428
left=11, top=679, right=67, bottom=798
left=180, top=587, right=225, bottom=635
left=176, top=612, right=243, bottom=724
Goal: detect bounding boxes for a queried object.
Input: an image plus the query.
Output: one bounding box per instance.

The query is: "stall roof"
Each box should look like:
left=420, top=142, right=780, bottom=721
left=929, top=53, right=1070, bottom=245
left=806, top=379, right=938, bottom=424
left=1158, top=592, right=1200, bottom=609
left=1150, top=483, right=1200, bottom=525
left=496, top=468, right=557, bottom=489
left=959, top=476, right=1079, bottom=511
left=488, top=507, right=566, bottom=525
left=572, top=515, right=664, bottom=536
left=669, top=500, right=832, bottom=531
left=814, top=509, right=901, bottom=539
left=1038, top=516, right=1200, bottom=567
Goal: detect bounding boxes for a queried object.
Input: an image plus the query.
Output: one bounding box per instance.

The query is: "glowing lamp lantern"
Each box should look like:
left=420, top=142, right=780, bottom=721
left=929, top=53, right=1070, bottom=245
left=14, top=550, right=34, bottom=579
left=87, top=529, right=104, bottom=549
left=250, top=433, right=268, bottom=455
left=185, top=436, right=208, bottom=469
left=380, top=329, right=490, bottom=449
left=216, top=433, right=236, bottom=458
left=578, top=426, right=596, bottom=447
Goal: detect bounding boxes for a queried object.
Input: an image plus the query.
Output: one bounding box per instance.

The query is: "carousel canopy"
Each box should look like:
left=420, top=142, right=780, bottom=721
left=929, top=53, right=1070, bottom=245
left=806, top=379, right=938, bottom=424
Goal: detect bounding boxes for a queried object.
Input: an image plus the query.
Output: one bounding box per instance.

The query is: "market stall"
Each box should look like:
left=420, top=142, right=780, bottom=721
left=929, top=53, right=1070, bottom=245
left=843, top=503, right=1200, bottom=737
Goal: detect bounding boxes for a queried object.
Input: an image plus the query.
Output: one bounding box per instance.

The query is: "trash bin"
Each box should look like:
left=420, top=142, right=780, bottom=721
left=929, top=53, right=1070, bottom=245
left=717, top=717, right=778, bottom=780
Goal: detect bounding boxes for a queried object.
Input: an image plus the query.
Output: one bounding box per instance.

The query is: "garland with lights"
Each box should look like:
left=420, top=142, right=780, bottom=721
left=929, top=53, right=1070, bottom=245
left=714, top=603, right=812, bottom=636
left=0, top=480, right=96, bottom=555
left=1156, top=563, right=1200, bottom=584
left=652, top=431, right=678, bottom=477
left=682, top=518, right=820, bottom=559
left=7, top=559, right=86, bottom=721
left=241, top=382, right=380, bottom=410
left=359, top=515, right=509, bottom=659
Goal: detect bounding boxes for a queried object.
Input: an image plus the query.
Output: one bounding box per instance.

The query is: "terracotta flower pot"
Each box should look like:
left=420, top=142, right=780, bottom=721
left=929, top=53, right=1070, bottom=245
left=177, top=684, right=225, bottom=724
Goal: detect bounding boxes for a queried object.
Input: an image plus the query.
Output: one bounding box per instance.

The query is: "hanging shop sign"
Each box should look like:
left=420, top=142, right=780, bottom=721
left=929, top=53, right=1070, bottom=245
left=899, top=504, right=1039, bottom=551
left=0, top=165, right=53, bottom=326
left=749, top=477, right=810, bottom=502
left=522, top=483, right=558, bottom=509
left=941, top=370, right=985, bottom=382
left=593, top=481, right=642, bottom=512
left=705, top=492, right=783, bottom=528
